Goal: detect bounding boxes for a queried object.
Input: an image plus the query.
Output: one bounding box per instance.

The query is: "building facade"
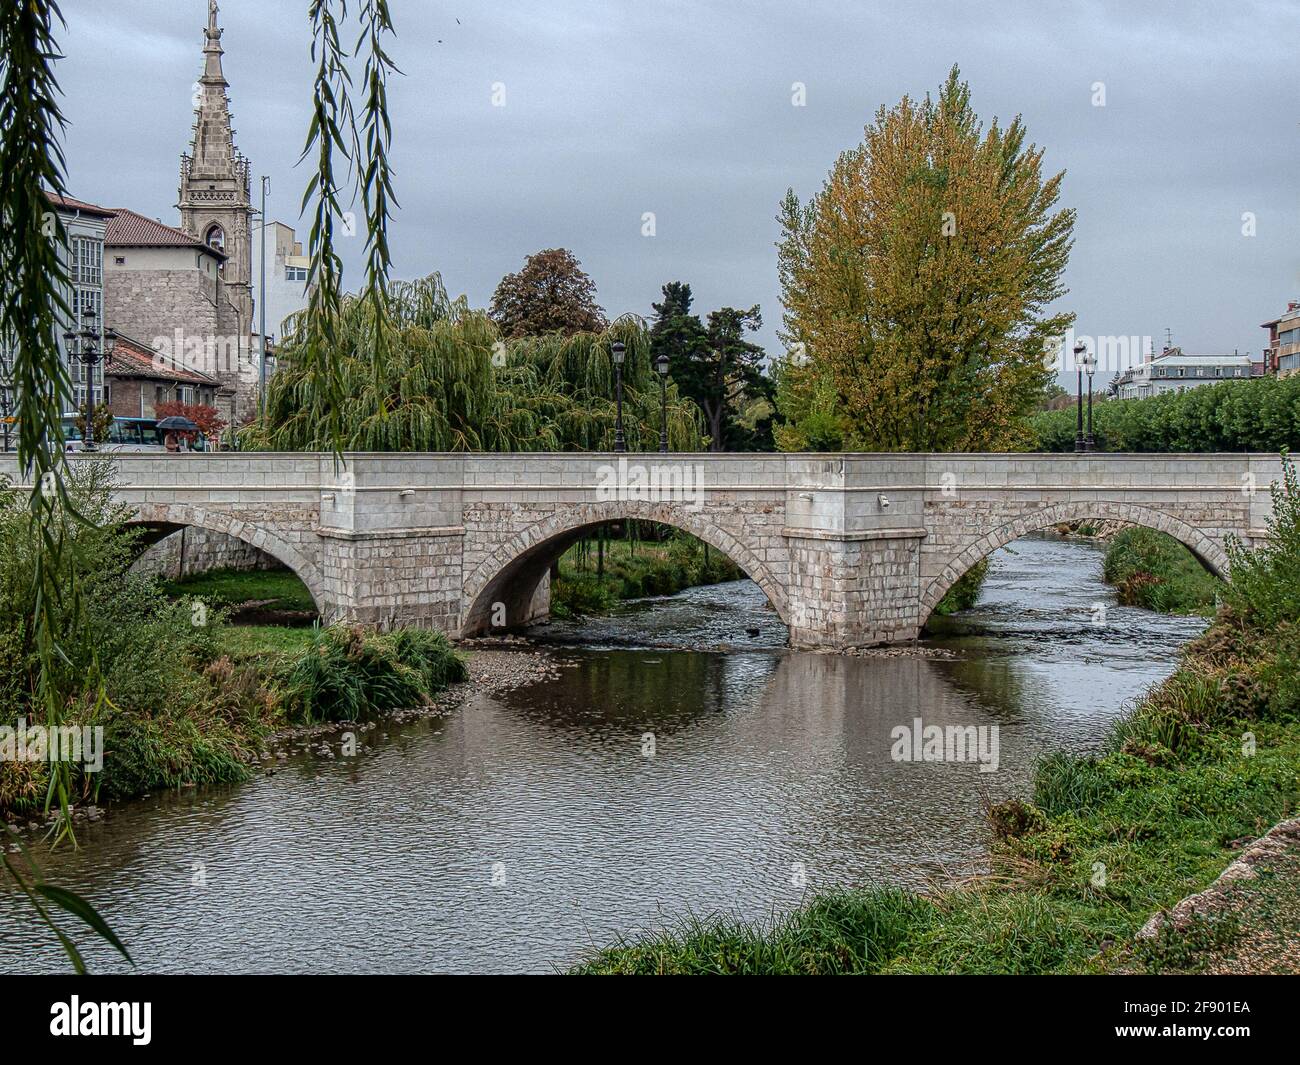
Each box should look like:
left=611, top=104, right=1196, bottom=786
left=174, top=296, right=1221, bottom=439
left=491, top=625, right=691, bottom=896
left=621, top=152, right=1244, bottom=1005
left=1260, top=303, right=1300, bottom=379
left=249, top=219, right=310, bottom=348
left=105, top=334, right=220, bottom=421
left=1110, top=348, right=1258, bottom=400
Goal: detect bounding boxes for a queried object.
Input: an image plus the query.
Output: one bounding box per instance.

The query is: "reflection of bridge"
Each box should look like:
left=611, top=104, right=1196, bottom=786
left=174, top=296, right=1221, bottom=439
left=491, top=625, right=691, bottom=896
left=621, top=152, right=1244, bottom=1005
left=1, top=452, right=1280, bottom=649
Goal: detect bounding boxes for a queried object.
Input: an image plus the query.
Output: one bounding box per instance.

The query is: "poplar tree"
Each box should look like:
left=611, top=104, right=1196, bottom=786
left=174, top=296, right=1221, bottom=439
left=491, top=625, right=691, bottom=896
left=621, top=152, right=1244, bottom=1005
left=776, top=66, right=1075, bottom=452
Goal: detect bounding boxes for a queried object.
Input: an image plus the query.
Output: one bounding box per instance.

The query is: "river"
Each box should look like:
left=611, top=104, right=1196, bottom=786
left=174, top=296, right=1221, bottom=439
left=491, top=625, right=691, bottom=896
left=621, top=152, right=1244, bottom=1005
left=0, top=535, right=1206, bottom=974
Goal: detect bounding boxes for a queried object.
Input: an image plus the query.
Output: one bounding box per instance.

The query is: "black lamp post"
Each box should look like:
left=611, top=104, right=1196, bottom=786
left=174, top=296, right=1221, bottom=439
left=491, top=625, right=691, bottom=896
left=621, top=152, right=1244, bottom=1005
left=62, top=309, right=117, bottom=452
left=611, top=340, right=626, bottom=453
left=655, top=352, right=669, bottom=453
left=1073, top=341, right=1087, bottom=453
left=1081, top=347, right=1098, bottom=451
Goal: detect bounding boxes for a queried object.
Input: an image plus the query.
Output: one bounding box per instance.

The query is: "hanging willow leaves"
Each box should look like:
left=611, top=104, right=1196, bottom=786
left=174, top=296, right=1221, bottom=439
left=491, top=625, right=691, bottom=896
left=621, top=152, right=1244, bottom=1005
left=0, top=0, right=90, bottom=835
left=0, top=0, right=137, bottom=969
left=245, top=276, right=703, bottom=453
left=300, top=0, right=355, bottom=457
left=356, top=0, right=398, bottom=378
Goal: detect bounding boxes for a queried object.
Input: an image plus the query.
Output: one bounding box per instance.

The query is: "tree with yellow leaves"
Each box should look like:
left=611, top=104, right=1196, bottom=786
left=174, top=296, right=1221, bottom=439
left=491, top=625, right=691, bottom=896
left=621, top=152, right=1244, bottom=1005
left=775, top=66, right=1075, bottom=452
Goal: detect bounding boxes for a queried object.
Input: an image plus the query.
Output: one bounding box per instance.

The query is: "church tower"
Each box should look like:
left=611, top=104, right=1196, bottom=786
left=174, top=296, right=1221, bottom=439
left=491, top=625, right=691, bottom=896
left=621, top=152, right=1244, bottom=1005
left=177, top=1, right=253, bottom=343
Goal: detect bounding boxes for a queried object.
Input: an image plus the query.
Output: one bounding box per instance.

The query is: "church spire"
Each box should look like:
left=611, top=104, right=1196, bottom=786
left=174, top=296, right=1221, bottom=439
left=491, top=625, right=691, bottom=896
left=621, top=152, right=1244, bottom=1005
left=177, top=0, right=254, bottom=411
left=201, top=1, right=226, bottom=87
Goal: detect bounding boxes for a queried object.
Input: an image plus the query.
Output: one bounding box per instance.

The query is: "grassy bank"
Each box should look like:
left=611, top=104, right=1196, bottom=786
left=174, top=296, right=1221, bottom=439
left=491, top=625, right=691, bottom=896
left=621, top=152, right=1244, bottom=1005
left=0, top=467, right=466, bottom=819
left=572, top=459, right=1300, bottom=975
left=1102, top=527, right=1220, bottom=615
left=159, top=567, right=318, bottom=614
left=551, top=532, right=742, bottom=618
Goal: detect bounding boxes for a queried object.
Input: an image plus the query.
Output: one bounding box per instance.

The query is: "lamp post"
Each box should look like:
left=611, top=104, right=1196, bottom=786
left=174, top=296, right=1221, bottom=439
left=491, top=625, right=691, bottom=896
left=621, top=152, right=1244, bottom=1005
left=62, top=309, right=117, bottom=452
left=258, top=175, right=270, bottom=419
left=1081, top=347, right=1098, bottom=451
left=655, top=352, right=669, bottom=453
left=1073, top=341, right=1087, bottom=453
left=611, top=340, right=626, bottom=453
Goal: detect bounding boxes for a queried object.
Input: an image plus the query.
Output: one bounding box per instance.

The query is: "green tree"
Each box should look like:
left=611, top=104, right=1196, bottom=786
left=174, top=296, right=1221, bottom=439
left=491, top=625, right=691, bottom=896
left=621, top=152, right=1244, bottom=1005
left=776, top=66, right=1075, bottom=452
left=649, top=283, right=771, bottom=451
left=489, top=248, right=607, bottom=339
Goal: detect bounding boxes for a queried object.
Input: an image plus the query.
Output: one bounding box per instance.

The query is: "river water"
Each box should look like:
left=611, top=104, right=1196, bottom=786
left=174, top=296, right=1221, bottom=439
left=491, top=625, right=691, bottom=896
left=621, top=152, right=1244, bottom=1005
left=0, top=535, right=1205, bottom=974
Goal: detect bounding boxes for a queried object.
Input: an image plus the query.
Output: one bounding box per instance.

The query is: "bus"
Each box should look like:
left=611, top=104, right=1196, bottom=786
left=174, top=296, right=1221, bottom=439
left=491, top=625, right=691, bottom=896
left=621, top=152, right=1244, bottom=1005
left=61, top=416, right=210, bottom=453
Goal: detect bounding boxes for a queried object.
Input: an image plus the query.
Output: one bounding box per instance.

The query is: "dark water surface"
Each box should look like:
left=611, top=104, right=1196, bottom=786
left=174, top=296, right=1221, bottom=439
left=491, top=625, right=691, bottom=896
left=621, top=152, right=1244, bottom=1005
left=0, top=536, right=1205, bottom=973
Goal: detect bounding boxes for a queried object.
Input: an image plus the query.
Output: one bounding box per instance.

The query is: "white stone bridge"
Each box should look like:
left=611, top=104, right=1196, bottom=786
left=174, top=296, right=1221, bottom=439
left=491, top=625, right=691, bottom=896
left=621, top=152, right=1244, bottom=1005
left=2, top=452, right=1282, bottom=649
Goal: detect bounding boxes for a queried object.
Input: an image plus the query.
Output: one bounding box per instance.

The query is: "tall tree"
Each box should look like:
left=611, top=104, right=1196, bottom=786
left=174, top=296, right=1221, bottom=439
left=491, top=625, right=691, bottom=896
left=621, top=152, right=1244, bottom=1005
left=775, top=66, right=1075, bottom=452
left=489, top=248, right=607, bottom=339
left=655, top=290, right=767, bottom=451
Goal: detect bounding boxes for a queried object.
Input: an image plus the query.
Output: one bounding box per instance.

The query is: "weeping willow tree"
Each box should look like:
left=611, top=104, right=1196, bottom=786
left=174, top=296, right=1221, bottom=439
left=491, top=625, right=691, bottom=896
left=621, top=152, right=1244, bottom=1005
left=243, top=273, right=704, bottom=452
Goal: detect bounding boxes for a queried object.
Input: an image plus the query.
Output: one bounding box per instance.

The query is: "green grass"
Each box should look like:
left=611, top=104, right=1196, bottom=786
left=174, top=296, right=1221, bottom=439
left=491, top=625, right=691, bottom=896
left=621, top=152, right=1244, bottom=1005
left=215, top=624, right=318, bottom=662
left=276, top=625, right=469, bottom=723
left=573, top=708, right=1300, bottom=974
left=159, top=567, right=317, bottom=613
left=551, top=533, right=742, bottom=619
left=1102, top=528, right=1221, bottom=615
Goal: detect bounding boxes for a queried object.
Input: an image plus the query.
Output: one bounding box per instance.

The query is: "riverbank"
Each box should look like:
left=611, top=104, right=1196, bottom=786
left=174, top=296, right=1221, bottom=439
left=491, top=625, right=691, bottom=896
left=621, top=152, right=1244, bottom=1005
left=572, top=617, right=1300, bottom=973
left=551, top=533, right=741, bottom=617
left=571, top=460, right=1300, bottom=974
left=1101, top=527, right=1220, bottom=615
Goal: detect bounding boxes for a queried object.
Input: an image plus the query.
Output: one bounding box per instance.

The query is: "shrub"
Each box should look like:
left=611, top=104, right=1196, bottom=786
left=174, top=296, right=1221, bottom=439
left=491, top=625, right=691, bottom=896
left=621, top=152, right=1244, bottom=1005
left=1102, top=527, right=1219, bottom=614
left=277, top=625, right=467, bottom=723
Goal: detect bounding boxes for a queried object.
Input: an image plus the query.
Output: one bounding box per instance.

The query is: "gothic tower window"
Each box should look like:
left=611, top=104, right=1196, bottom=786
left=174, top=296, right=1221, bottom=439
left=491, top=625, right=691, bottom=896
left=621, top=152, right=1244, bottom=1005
left=205, top=224, right=225, bottom=252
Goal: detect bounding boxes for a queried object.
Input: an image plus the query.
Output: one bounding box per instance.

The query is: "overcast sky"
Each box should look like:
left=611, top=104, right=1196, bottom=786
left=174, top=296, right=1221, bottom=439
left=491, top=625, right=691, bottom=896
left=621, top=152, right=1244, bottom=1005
left=59, top=0, right=1299, bottom=372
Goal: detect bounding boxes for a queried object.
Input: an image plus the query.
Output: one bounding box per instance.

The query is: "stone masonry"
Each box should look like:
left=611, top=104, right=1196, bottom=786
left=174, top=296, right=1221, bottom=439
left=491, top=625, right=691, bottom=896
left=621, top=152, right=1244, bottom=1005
left=0, top=451, right=1280, bottom=650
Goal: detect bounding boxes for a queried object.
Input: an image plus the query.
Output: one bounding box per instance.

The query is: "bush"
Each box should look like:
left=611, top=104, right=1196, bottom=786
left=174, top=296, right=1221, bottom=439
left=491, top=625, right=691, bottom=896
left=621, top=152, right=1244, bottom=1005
left=1027, top=376, right=1300, bottom=454
left=1102, top=527, right=1220, bottom=614
left=932, top=558, right=990, bottom=615
left=277, top=625, right=467, bottom=723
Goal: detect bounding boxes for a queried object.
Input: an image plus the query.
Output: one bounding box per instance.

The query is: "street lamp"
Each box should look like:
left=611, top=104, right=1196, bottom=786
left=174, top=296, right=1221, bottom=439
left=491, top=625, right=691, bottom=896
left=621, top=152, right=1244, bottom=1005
left=611, top=340, right=626, bottom=453
left=1081, top=347, right=1098, bottom=452
left=655, top=352, right=669, bottom=453
left=62, top=308, right=118, bottom=452
left=1073, top=341, right=1087, bottom=453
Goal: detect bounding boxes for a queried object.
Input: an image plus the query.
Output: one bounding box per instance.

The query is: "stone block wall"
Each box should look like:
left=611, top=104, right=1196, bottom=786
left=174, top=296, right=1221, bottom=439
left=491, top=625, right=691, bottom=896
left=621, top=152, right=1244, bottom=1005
left=131, top=526, right=280, bottom=580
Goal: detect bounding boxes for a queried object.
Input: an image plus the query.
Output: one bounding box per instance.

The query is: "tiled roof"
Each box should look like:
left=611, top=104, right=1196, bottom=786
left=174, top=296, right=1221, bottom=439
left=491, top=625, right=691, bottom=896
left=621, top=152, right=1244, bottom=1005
left=43, top=190, right=116, bottom=218
left=105, top=334, right=219, bottom=386
left=105, top=208, right=226, bottom=258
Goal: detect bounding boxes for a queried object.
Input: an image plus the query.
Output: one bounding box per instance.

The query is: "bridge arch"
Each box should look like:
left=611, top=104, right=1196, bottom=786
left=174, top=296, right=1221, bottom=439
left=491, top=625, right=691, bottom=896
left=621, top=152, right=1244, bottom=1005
left=461, top=499, right=790, bottom=636
left=127, top=502, right=329, bottom=615
left=920, top=500, right=1230, bottom=617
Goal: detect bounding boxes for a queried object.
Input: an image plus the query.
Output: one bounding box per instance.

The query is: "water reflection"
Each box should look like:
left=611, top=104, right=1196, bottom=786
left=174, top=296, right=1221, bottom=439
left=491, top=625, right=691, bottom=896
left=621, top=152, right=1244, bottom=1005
left=0, top=536, right=1205, bottom=974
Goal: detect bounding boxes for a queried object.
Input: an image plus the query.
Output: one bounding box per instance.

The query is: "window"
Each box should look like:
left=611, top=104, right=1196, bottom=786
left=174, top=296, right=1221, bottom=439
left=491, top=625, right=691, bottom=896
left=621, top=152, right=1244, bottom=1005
left=155, top=385, right=165, bottom=406
left=286, top=265, right=308, bottom=282
left=205, top=224, right=225, bottom=252
left=178, top=385, right=196, bottom=405
left=72, top=237, right=102, bottom=286
left=76, top=286, right=101, bottom=322
left=114, top=256, right=126, bottom=266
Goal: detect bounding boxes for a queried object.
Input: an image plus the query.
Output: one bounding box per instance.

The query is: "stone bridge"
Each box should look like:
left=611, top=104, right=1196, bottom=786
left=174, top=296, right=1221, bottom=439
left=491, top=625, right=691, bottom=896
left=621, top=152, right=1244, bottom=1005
left=2, top=452, right=1282, bottom=649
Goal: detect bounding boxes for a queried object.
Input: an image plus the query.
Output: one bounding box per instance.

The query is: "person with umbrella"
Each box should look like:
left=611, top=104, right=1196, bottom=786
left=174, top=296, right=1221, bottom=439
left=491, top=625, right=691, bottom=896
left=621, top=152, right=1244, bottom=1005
left=157, top=414, right=200, bottom=453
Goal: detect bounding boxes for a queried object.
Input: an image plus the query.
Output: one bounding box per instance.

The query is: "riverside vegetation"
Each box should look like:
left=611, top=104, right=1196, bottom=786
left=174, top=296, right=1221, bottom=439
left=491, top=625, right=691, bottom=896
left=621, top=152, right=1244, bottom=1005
left=550, top=531, right=742, bottom=618
left=1029, top=374, right=1300, bottom=454
left=571, top=458, right=1300, bottom=975
left=0, top=464, right=466, bottom=820
left=1102, top=528, right=1220, bottom=616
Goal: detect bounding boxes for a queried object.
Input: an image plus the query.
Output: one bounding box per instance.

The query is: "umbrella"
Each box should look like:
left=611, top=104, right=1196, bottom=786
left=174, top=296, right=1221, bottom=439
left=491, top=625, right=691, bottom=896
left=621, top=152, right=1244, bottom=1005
left=156, top=416, right=199, bottom=432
